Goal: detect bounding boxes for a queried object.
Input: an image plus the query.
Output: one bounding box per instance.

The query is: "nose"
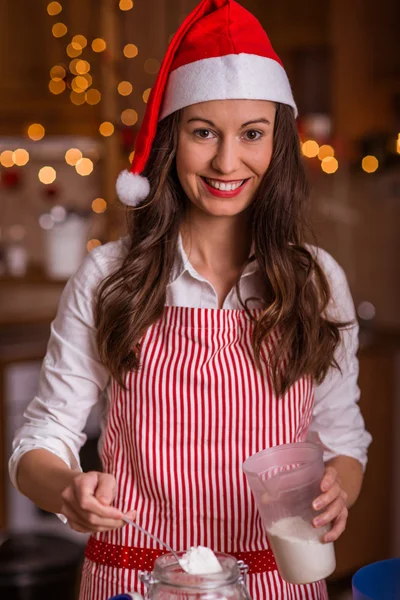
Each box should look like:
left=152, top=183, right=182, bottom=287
left=211, top=137, right=241, bottom=175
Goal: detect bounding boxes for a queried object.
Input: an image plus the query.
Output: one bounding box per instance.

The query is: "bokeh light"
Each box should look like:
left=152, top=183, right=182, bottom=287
left=52, top=22, right=67, bottom=37
left=119, top=0, right=134, bottom=10
left=118, top=81, right=133, bottom=96
left=13, top=149, right=30, bottom=166
left=142, top=88, right=151, bottom=104
left=67, top=43, right=82, bottom=58
left=129, top=151, right=135, bottom=163
left=123, top=43, right=138, bottom=58
left=39, top=214, right=54, bottom=230
left=121, top=109, right=138, bottom=126
left=85, top=89, right=101, bottom=105
left=396, top=134, right=400, bottom=154
left=317, top=145, right=335, bottom=161
left=321, top=156, right=339, bottom=174
left=92, top=198, right=107, bottom=213
left=75, top=60, right=90, bottom=74
left=75, top=158, right=94, bottom=176
left=70, top=91, right=86, bottom=105
left=301, top=140, right=319, bottom=158
left=92, top=38, right=106, bottom=52
left=38, top=166, right=56, bottom=184
left=27, top=123, right=45, bottom=141
left=72, top=35, right=87, bottom=50
left=65, top=148, right=82, bottom=166
left=362, top=155, right=379, bottom=173
left=49, top=79, right=66, bottom=94
left=87, top=239, right=102, bottom=252
left=47, top=2, right=62, bottom=16
left=0, top=150, right=14, bottom=168
left=99, top=122, right=115, bottom=137
left=50, top=205, right=67, bottom=222
left=50, top=65, right=66, bottom=81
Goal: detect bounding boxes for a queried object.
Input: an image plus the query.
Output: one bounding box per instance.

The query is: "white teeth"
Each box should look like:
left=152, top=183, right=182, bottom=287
left=205, top=178, right=244, bottom=191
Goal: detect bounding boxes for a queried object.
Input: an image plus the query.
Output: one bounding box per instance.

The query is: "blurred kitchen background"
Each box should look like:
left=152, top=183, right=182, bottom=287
left=0, top=0, right=399, bottom=598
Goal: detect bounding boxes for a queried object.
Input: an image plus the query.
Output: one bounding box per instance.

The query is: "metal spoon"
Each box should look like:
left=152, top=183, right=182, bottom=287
left=122, top=516, right=182, bottom=567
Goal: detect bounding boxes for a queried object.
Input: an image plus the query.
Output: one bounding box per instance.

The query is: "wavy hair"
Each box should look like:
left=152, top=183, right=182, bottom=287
left=95, top=104, right=349, bottom=395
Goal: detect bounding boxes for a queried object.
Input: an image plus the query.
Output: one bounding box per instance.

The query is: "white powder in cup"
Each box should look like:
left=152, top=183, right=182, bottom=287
left=179, top=546, right=223, bottom=575
left=267, top=516, right=336, bottom=584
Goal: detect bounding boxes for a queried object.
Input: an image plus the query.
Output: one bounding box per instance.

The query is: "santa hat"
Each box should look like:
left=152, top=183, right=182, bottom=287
left=116, top=0, right=297, bottom=207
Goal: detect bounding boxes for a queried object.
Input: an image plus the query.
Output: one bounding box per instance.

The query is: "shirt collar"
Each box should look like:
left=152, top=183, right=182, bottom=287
left=168, top=233, right=259, bottom=286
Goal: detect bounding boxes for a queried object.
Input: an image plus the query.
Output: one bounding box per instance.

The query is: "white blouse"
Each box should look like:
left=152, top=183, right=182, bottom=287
left=9, top=235, right=372, bottom=490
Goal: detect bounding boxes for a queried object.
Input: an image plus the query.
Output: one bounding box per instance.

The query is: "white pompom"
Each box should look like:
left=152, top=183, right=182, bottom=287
left=116, top=170, right=150, bottom=206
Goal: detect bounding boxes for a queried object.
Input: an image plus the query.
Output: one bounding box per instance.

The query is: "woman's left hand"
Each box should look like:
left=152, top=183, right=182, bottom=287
left=312, top=465, right=348, bottom=543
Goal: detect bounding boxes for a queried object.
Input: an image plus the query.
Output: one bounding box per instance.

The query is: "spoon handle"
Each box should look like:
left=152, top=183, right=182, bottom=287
left=122, top=516, right=181, bottom=564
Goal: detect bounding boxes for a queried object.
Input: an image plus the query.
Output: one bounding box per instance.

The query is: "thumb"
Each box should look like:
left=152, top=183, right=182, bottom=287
left=95, top=473, right=117, bottom=506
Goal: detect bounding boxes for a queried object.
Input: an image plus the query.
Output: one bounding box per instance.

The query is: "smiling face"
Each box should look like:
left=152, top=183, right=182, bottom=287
left=175, top=99, right=276, bottom=218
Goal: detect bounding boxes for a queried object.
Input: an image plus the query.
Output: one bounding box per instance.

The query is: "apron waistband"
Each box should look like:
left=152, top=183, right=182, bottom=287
left=85, top=536, right=278, bottom=574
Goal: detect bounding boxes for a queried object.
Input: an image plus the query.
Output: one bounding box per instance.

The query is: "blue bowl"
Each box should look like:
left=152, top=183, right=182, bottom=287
left=352, top=558, right=400, bottom=599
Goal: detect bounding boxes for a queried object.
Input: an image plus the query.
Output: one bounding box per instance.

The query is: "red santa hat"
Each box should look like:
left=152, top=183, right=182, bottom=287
left=116, top=0, right=297, bottom=207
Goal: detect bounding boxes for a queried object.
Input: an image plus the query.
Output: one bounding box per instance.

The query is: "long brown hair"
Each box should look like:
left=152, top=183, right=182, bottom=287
left=95, top=104, right=350, bottom=395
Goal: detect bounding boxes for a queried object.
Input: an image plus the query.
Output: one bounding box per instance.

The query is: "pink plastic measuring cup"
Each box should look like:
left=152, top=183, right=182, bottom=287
left=243, top=442, right=336, bottom=584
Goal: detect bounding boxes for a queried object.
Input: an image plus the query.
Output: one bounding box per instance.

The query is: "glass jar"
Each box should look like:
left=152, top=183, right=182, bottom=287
left=139, top=552, right=252, bottom=600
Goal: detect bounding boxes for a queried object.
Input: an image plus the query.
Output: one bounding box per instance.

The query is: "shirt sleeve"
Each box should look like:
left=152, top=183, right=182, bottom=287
left=8, top=241, right=123, bottom=490
left=307, top=247, right=372, bottom=471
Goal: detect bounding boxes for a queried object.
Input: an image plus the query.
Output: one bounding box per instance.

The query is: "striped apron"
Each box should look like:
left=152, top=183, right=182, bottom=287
left=80, top=307, right=328, bottom=599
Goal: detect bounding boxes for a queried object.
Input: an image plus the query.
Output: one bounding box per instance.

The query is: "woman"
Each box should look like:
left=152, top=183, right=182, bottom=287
left=10, top=1, right=371, bottom=598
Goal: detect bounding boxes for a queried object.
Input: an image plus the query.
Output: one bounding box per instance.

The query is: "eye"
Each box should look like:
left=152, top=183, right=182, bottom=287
left=194, top=129, right=215, bottom=139
left=244, top=130, right=263, bottom=141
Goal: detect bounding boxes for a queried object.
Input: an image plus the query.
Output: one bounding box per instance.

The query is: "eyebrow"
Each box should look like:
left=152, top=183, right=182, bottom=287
left=187, top=117, right=271, bottom=127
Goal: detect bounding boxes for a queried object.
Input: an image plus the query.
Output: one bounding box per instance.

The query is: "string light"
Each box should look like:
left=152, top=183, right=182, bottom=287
left=99, top=122, right=115, bottom=136
left=87, top=239, right=102, bottom=251
left=321, top=156, right=339, bottom=174
left=13, top=149, right=30, bottom=166
left=49, top=79, right=66, bottom=94
left=144, top=58, right=160, bottom=74
left=27, top=124, right=45, bottom=141
left=75, top=157, right=94, bottom=176
left=301, top=140, right=319, bottom=158
left=38, top=166, right=56, bottom=184
left=118, top=81, right=133, bottom=96
left=142, top=88, right=151, bottom=104
left=317, top=145, right=335, bottom=161
left=47, top=2, right=62, bottom=16
left=119, top=0, right=134, bottom=11
left=0, top=151, right=14, bottom=168
left=92, top=198, right=107, bottom=213
left=123, top=43, right=138, bottom=58
left=121, top=109, right=138, bottom=126
left=85, top=89, right=101, bottom=105
left=65, top=148, right=82, bottom=166
left=52, top=22, right=67, bottom=37
left=92, top=38, right=106, bottom=52
left=362, top=155, right=378, bottom=173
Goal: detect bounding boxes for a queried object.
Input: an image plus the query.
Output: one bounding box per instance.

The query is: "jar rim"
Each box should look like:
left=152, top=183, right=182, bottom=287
left=152, top=552, right=241, bottom=589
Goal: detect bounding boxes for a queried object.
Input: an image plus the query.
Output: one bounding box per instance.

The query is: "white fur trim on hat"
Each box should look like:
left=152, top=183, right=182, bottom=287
left=116, top=170, right=150, bottom=207
left=160, top=53, right=298, bottom=120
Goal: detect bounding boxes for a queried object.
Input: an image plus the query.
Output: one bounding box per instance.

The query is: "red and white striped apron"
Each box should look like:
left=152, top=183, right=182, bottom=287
left=80, top=307, right=328, bottom=599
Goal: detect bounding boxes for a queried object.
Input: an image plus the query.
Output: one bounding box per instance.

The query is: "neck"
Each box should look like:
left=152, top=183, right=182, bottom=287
left=180, top=206, right=252, bottom=273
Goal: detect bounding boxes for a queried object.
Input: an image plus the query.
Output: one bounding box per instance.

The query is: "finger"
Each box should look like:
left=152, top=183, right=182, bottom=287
left=323, top=511, right=348, bottom=543
left=95, top=473, right=117, bottom=506
left=320, top=466, right=339, bottom=492
left=63, top=502, right=126, bottom=532
left=313, top=481, right=342, bottom=511
left=74, top=474, right=123, bottom=520
left=313, top=495, right=347, bottom=528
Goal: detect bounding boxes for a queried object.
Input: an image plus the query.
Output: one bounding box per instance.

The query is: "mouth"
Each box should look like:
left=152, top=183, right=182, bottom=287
left=200, top=176, right=250, bottom=198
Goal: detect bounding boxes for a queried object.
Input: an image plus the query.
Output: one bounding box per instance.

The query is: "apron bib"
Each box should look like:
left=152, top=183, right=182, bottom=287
left=80, top=307, right=328, bottom=599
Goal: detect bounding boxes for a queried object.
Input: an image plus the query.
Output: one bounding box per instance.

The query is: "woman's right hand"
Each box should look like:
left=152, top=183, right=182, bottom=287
left=60, top=471, right=135, bottom=533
